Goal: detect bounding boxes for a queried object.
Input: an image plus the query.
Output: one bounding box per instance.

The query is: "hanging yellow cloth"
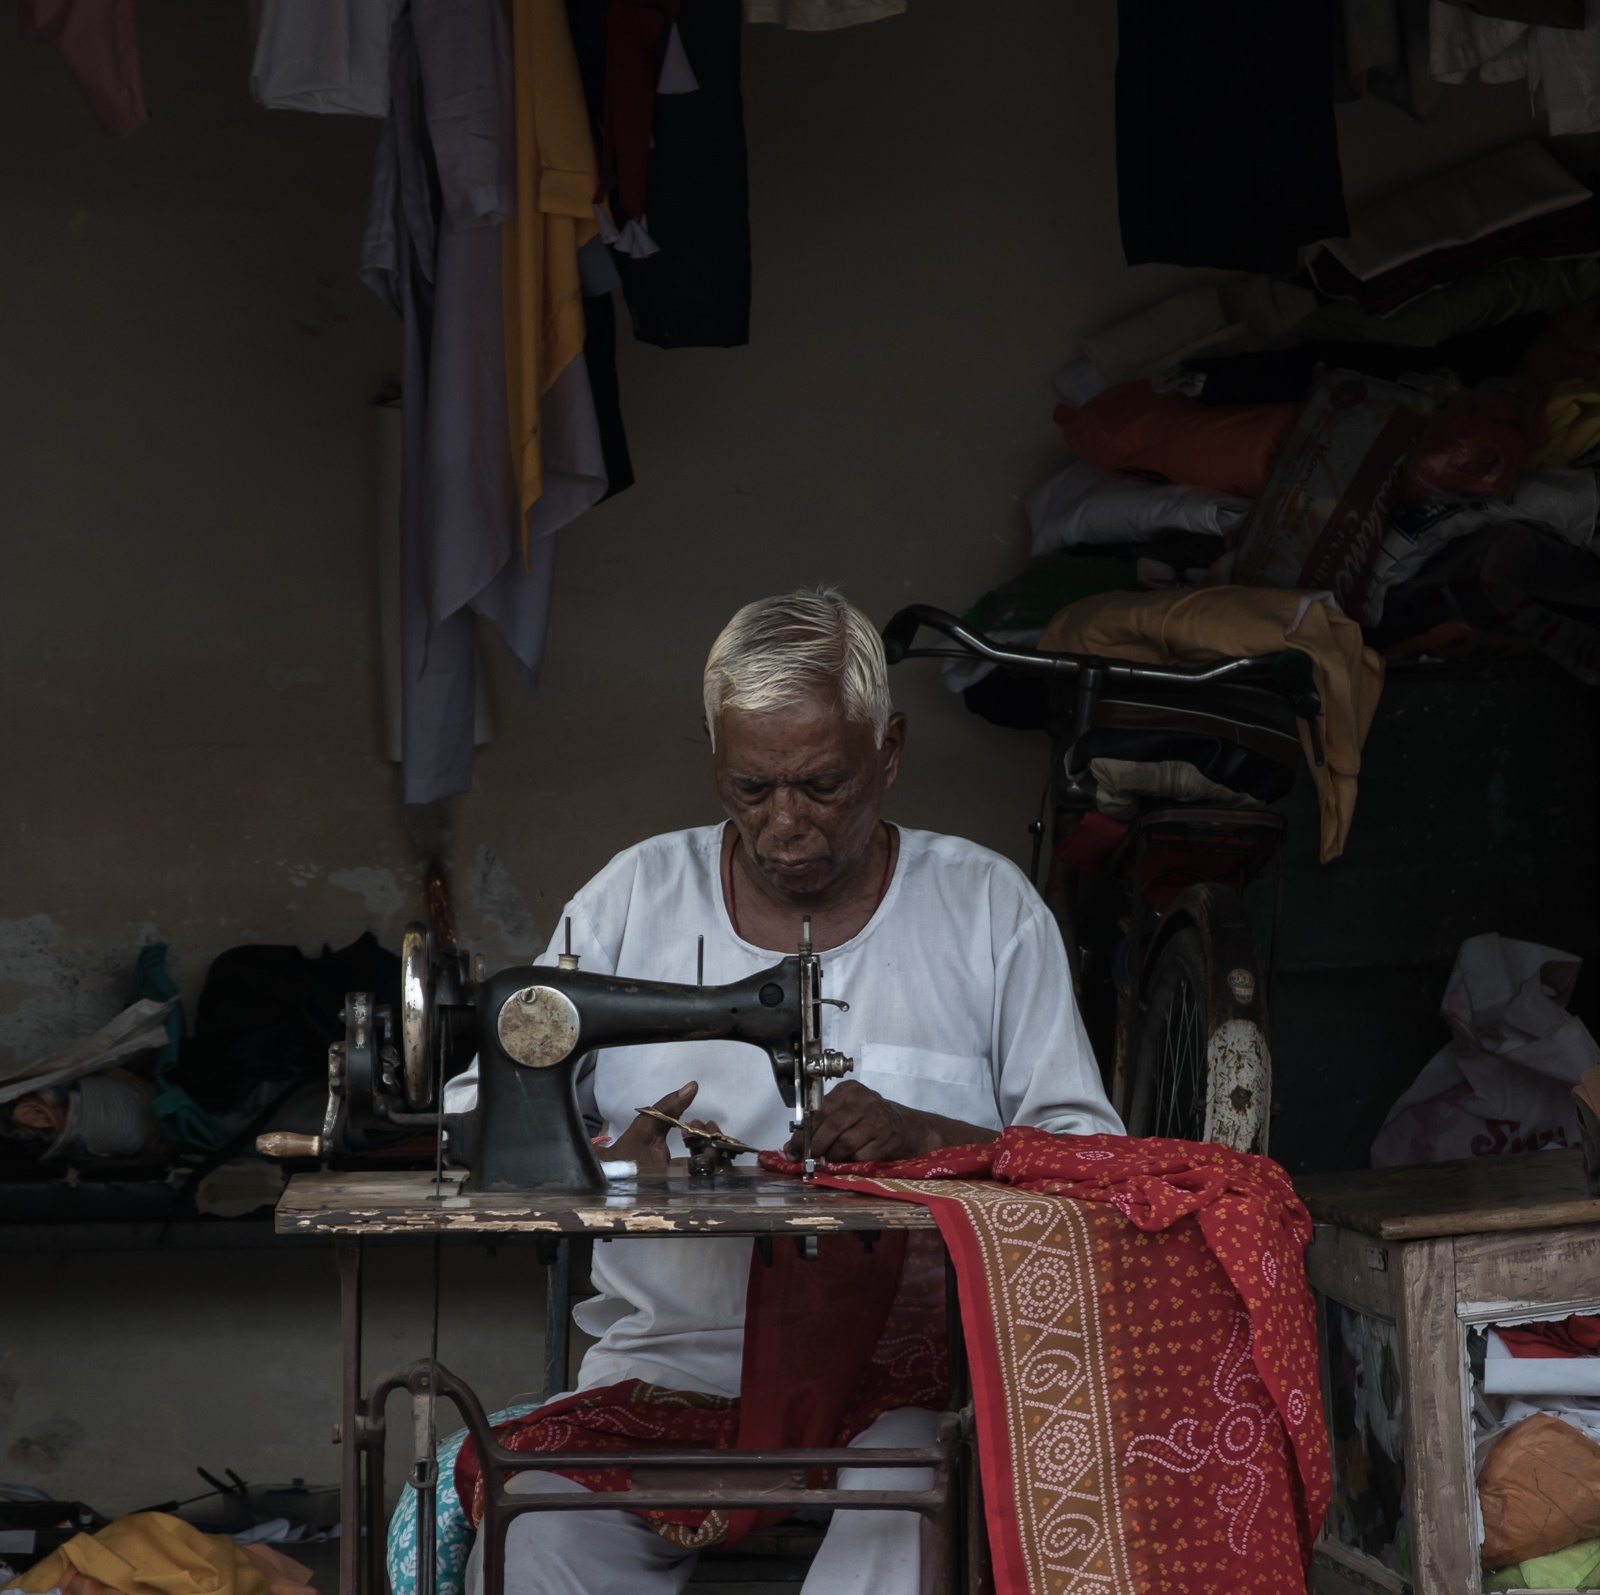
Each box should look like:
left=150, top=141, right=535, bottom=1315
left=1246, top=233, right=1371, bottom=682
left=2, top=1512, right=316, bottom=1595
left=502, top=0, right=601, bottom=552
left=1038, top=587, right=1385, bottom=863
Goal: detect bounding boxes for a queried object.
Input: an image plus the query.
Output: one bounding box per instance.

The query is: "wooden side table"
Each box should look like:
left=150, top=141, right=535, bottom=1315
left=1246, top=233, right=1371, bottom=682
left=1297, top=1150, right=1600, bottom=1595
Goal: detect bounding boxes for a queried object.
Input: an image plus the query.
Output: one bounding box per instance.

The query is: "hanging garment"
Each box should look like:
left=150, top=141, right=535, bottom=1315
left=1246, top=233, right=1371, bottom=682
left=1431, top=0, right=1600, bottom=133
left=742, top=0, right=904, bottom=25
left=19, top=0, right=146, bottom=137
left=362, top=0, right=607, bottom=802
left=1340, top=0, right=1445, bottom=121
left=249, top=0, right=396, bottom=116
left=1115, top=0, right=1348, bottom=272
left=502, top=0, right=604, bottom=536
left=577, top=239, right=636, bottom=499
left=567, top=0, right=753, bottom=347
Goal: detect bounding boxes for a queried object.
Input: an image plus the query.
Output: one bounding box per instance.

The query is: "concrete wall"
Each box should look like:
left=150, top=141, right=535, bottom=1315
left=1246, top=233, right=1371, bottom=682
left=0, top=0, right=1545, bottom=1513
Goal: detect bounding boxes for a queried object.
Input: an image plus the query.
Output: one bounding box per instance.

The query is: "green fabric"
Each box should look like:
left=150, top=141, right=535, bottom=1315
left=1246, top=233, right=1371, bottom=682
left=1485, top=1536, right=1600, bottom=1590
left=1301, top=256, right=1600, bottom=349
left=962, top=553, right=1142, bottom=635
left=126, top=943, right=227, bottom=1152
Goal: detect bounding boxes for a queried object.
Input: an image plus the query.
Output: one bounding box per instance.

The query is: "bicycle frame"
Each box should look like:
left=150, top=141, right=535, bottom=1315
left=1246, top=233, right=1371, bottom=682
left=883, top=605, right=1293, bottom=1142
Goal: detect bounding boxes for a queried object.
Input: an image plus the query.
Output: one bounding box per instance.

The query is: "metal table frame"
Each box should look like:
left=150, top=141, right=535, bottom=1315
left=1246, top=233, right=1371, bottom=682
left=284, top=1174, right=990, bottom=1595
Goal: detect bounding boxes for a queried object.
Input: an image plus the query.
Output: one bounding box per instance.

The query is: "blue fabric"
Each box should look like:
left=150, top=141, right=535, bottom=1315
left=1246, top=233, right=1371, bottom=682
left=126, top=942, right=227, bottom=1151
left=387, top=1403, right=539, bottom=1595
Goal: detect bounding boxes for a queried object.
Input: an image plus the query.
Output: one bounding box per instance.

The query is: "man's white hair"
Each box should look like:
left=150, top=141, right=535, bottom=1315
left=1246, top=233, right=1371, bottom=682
left=703, top=586, right=892, bottom=750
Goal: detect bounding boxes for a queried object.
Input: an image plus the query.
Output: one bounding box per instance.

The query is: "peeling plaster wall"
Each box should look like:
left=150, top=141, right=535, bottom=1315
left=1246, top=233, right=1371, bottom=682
left=0, top=1243, right=545, bottom=1516
left=1, top=0, right=1543, bottom=1511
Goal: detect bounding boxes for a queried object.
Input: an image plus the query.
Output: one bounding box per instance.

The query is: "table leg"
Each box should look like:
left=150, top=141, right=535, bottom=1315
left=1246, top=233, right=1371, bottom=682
left=964, top=1417, right=991, bottom=1595
left=413, top=1381, right=438, bottom=1595
left=934, top=1254, right=979, bottom=1587
left=542, top=1238, right=571, bottom=1403
left=338, top=1238, right=364, bottom=1595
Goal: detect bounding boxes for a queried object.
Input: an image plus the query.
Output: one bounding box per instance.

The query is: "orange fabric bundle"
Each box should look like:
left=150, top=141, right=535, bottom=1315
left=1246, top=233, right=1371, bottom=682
left=2, top=1512, right=318, bottom=1595
left=1478, top=1413, right=1600, bottom=1568
left=1052, top=382, right=1299, bottom=498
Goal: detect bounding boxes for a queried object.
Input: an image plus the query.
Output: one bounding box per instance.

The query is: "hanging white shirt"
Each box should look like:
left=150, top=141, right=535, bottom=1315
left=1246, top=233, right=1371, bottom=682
left=449, top=823, right=1121, bottom=1398
left=249, top=0, right=397, bottom=117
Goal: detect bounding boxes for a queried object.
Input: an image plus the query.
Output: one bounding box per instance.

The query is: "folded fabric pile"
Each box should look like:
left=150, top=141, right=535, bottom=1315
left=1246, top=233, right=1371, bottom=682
left=955, top=139, right=1600, bottom=752
left=1, top=1511, right=318, bottom=1595
left=1470, top=1314, right=1600, bottom=1588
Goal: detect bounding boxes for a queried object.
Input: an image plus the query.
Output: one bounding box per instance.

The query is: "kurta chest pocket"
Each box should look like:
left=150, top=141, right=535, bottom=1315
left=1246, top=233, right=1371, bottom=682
left=852, top=1043, right=1001, bottom=1130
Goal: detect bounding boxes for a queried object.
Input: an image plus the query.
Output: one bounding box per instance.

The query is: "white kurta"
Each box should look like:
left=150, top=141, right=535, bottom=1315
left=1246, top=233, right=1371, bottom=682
left=450, top=822, right=1121, bottom=1397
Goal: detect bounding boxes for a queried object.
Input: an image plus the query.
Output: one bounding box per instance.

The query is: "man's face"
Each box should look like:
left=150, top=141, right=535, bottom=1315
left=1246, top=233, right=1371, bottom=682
left=712, top=691, right=906, bottom=903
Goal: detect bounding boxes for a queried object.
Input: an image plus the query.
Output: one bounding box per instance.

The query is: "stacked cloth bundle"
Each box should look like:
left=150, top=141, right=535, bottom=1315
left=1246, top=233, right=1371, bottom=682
left=956, top=141, right=1600, bottom=827
left=394, top=1129, right=1330, bottom=1595
left=1470, top=1312, right=1600, bottom=1587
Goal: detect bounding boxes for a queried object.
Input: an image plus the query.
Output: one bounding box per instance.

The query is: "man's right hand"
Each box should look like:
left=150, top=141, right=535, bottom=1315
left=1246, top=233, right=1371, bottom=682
left=606, top=1082, right=707, bottom=1173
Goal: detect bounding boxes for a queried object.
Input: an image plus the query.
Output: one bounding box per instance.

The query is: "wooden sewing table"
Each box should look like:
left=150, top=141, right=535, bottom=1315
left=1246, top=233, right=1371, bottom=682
left=276, top=1169, right=982, bottom=1595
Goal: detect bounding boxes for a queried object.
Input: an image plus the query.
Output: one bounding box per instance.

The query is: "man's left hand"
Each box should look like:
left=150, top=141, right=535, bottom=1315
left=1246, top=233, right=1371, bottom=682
left=786, top=1080, right=996, bottom=1165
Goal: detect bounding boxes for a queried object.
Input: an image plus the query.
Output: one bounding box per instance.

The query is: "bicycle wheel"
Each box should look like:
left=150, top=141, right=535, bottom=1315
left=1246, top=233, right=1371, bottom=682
left=1127, top=928, right=1211, bottom=1143
left=1124, top=888, right=1272, bottom=1153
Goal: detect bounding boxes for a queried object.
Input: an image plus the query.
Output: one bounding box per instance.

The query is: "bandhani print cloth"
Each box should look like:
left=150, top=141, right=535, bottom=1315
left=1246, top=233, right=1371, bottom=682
left=453, top=1227, right=947, bottom=1553
left=763, top=1126, right=1331, bottom=1595
left=455, top=1380, right=740, bottom=1548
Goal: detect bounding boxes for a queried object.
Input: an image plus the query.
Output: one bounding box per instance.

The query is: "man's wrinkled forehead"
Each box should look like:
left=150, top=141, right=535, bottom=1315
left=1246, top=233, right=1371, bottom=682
left=713, top=692, right=878, bottom=774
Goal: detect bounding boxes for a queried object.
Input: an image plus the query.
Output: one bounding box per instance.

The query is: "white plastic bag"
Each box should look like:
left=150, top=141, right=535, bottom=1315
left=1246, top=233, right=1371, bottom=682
left=1371, top=933, right=1600, bottom=1166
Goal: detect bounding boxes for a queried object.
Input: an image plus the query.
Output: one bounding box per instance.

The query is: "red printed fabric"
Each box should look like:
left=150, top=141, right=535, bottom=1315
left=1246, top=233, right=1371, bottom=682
left=762, top=1126, right=1331, bottom=1594
left=453, top=1230, right=946, bottom=1551
left=454, top=1381, right=739, bottom=1547
left=1498, top=1315, right=1600, bottom=1359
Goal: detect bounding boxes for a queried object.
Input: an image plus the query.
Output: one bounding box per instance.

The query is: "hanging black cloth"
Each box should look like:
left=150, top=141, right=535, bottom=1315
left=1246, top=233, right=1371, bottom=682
left=1115, top=0, right=1350, bottom=274
left=585, top=286, right=635, bottom=498
left=567, top=0, right=751, bottom=349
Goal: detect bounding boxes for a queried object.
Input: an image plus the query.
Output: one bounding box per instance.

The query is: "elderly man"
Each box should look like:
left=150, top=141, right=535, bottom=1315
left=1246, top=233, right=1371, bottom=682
left=419, top=586, right=1121, bottom=1595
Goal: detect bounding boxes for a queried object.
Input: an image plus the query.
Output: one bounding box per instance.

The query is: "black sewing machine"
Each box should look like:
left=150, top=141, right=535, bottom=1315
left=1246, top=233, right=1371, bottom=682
left=257, top=917, right=852, bottom=1192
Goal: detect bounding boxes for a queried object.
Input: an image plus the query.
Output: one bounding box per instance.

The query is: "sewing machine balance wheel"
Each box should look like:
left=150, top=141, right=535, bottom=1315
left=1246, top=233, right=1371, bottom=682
left=400, top=921, right=432, bottom=1110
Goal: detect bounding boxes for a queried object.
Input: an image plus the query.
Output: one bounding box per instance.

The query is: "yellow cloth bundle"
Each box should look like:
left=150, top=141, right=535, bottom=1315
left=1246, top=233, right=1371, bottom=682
left=1039, top=586, right=1384, bottom=862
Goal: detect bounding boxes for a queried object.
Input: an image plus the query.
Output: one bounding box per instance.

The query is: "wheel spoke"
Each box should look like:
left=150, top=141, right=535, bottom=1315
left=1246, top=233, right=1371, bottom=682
left=1155, top=974, right=1207, bottom=1142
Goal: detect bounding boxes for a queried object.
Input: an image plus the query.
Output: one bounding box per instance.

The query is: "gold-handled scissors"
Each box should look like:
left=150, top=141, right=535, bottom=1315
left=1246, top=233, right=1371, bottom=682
left=633, top=1105, right=756, bottom=1157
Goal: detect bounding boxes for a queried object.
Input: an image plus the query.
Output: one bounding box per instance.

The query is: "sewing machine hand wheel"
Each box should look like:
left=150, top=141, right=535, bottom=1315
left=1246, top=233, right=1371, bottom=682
left=400, top=922, right=432, bottom=1110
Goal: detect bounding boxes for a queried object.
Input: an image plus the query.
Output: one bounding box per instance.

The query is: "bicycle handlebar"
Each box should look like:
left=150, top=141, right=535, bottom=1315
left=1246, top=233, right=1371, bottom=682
left=881, top=605, right=1285, bottom=688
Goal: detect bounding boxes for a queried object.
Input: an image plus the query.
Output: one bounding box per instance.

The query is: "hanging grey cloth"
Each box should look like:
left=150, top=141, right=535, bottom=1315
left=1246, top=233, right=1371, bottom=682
left=361, top=0, right=607, bottom=803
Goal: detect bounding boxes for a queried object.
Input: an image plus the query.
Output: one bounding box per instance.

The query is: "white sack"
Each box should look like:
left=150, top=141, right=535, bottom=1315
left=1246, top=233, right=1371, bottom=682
left=1371, top=933, right=1600, bottom=1166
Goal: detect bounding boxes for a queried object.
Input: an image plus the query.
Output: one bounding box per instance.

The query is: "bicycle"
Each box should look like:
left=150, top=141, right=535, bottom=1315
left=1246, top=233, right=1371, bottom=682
left=882, top=605, right=1324, bottom=1155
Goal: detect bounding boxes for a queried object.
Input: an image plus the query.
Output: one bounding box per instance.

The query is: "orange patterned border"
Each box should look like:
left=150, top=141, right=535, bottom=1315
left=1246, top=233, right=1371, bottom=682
left=873, top=1180, right=1135, bottom=1595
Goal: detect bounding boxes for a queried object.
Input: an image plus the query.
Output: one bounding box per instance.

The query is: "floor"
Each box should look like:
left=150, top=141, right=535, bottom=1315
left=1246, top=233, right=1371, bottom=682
left=282, top=1522, right=821, bottom=1592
